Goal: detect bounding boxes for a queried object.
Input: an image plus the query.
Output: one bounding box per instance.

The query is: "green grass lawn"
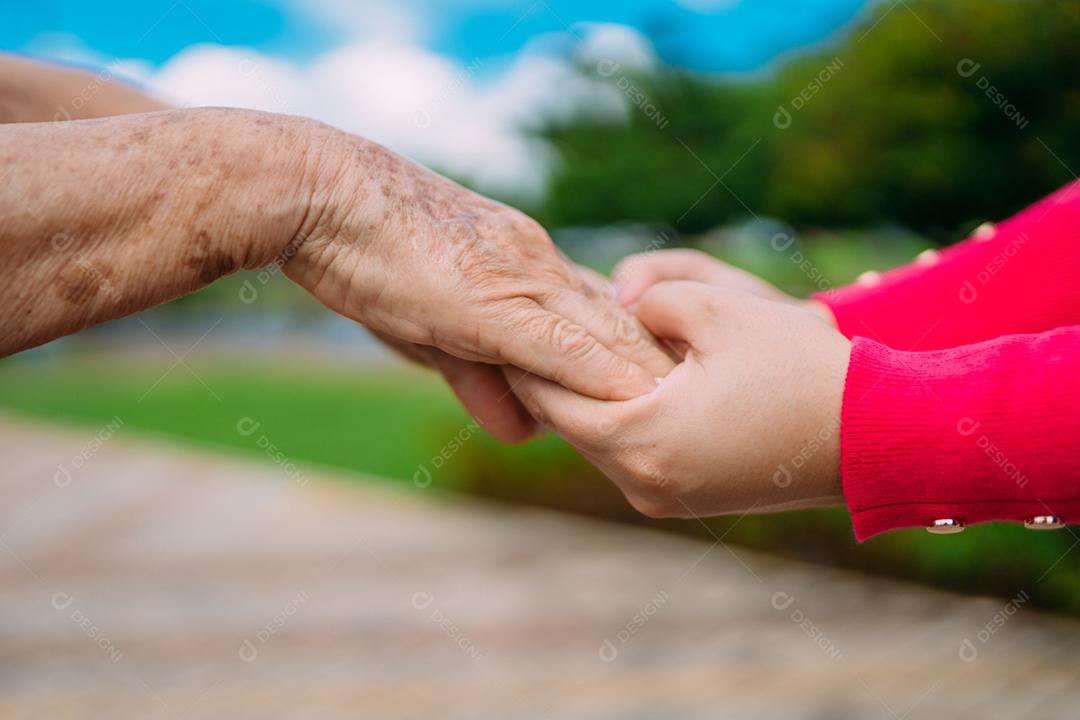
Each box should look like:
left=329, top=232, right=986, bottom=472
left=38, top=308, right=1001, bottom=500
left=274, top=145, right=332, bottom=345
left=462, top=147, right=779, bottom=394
left=0, top=354, right=595, bottom=502
left=0, top=357, right=490, bottom=484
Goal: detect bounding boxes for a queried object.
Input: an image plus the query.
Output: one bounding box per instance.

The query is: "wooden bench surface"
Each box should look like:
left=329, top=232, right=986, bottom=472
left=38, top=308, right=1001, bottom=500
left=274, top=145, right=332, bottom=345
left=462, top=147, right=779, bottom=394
left=1, top=415, right=1078, bottom=719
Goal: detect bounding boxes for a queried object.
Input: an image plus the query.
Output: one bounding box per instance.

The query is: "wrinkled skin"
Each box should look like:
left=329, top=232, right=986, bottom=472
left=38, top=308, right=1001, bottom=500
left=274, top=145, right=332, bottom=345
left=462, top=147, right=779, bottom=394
left=284, top=127, right=675, bottom=441
left=506, top=282, right=850, bottom=518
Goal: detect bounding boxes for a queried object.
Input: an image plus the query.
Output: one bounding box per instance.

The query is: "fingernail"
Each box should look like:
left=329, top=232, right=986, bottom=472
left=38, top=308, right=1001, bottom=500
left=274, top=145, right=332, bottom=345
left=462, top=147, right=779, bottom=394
left=604, top=283, right=617, bottom=300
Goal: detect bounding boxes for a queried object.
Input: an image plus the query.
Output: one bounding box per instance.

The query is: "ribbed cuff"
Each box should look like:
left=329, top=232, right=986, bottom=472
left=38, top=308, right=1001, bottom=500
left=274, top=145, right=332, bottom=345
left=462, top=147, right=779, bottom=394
left=840, top=334, right=1080, bottom=540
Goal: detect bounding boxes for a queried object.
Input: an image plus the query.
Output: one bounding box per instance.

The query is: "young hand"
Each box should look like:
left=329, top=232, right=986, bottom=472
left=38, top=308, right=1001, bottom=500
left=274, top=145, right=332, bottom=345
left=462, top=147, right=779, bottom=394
left=612, top=248, right=837, bottom=328
left=505, top=282, right=851, bottom=518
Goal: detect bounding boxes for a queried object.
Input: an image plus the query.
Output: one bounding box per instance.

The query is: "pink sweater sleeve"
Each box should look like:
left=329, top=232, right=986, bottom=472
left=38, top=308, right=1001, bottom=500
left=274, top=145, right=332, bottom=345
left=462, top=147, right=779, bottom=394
left=813, top=179, right=1080, bottom=351
left=842, top=326, right=1080, bottom=540
left=813, top=179, right=1080, bottom=539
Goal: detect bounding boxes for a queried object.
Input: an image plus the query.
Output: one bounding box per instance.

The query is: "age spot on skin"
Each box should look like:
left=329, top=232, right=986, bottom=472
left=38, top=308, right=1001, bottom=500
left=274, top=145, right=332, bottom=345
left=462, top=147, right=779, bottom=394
left=186, top=229, right=238, bottom=284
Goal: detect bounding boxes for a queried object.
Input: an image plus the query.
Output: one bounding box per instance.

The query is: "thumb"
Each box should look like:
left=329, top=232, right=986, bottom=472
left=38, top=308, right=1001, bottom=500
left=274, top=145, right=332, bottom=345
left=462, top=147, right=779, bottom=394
left=634, top=281, right=724, bottom=354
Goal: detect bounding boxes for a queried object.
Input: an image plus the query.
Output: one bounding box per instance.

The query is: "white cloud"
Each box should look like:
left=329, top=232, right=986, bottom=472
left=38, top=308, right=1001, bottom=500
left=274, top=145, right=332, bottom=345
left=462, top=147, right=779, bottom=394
left=575, top=22, right=657, bottom=71
left=152, top=45, right=308, bottom=115
left=144, top=25, right=644, bottom=199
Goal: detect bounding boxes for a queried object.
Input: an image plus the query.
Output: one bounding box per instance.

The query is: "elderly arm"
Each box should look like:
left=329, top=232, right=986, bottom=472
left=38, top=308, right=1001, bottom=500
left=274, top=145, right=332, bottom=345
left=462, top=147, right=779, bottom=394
left=0, top=52, right=167, bottom=123
left=1, top=105, right=673, bottom=439
left=0, top=108, right=308, bottom=354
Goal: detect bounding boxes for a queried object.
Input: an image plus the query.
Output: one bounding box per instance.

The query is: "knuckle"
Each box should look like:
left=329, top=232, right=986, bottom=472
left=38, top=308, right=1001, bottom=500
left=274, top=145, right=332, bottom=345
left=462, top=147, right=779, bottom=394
left=603, top=429, right=673, bottom=495
left=512, top=212, right=551, bottom=243
left=576, top=411, right=625, bottom=451
left=589, top=415, right=622, bottom=443
left=632, top=439, right=683, bottom=493
left=608, top=310, right=643, bottom=348
left=502, top=210, right=555, bottom=253
left=542, top=315, right=598, bottom=364
left=626, top=453, right=670, bottom=494
left=701, top=287, right=749, bottom=319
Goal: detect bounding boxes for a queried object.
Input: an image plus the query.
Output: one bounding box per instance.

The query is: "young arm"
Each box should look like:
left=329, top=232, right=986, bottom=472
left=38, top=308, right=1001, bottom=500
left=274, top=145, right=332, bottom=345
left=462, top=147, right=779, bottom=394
left=510, top=283, right=1080, bottom=539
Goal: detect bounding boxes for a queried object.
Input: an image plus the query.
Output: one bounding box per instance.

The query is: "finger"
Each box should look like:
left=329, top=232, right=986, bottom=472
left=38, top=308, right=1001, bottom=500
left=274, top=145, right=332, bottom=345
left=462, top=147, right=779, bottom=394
left=495, top=298, right=658, bottom=401
left=505, top=367, right=657, bottom=507
left=504, top=367, right=626, bottom=487
left=612, top=249, right=718, bottom=306
left=433, top=355, right=537, bottom=444
left=502, top=365, right=610, bottom=441
left=574, top=263, right=682, bottom=362
left=373, top=331, right=537, bottom=443
left=635, top=281, right=725, bottom=354
left=571, top=262, right=680, bottom=364
left=545, top=288, right=676, bottom=378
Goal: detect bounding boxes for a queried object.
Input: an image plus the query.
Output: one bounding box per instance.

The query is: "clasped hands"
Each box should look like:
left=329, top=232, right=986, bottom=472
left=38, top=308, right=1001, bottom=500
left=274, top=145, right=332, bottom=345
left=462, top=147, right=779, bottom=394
left=279, top=118, right=849, bottom=519
left=504, top=252, right=851, bottom=519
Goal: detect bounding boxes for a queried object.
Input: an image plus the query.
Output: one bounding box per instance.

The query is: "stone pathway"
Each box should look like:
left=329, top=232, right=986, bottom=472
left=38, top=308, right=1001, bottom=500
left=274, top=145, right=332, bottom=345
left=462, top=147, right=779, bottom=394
left=1, top=415, right=1079, bottom=719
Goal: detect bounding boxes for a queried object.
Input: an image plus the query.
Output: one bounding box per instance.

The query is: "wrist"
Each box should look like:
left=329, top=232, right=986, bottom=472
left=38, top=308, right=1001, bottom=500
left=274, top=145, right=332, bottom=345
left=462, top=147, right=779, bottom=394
left=293, top=123, right=392, bottom=244
left=207, top=109, right=322, bottom=270
left=802, top=298, right=839, bottom=329
left=805, top=331, right=850, bottom=502
left=282, top=123, right=397, bottom=301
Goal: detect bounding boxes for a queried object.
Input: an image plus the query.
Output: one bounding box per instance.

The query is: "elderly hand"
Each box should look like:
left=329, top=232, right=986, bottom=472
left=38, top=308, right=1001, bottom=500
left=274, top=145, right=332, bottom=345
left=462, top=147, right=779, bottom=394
left=1, top=102, right=669, bottom=439
left=284, top=121, right=674, bottom=441
left=612, top=248, right=837, bottom=327
left=505, top=282, right=850, bottom=517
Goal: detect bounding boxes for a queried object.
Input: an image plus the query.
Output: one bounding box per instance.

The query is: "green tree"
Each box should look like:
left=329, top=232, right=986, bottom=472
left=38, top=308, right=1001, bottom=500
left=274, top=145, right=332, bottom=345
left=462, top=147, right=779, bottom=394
left=534, top=0, right=1080, bottom=241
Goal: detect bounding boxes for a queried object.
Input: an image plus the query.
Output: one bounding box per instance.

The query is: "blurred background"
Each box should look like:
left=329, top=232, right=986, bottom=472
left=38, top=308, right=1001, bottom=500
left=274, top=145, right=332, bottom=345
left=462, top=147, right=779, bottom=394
left=2, top=0, right=1080, bottom=636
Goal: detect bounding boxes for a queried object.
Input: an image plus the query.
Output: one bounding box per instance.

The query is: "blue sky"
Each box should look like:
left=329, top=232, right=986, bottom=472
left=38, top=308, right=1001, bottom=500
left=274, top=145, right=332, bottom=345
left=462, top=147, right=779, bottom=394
left=6, top=0, right=872, bottom=73
left=2, top=0, right=876, bottom=197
